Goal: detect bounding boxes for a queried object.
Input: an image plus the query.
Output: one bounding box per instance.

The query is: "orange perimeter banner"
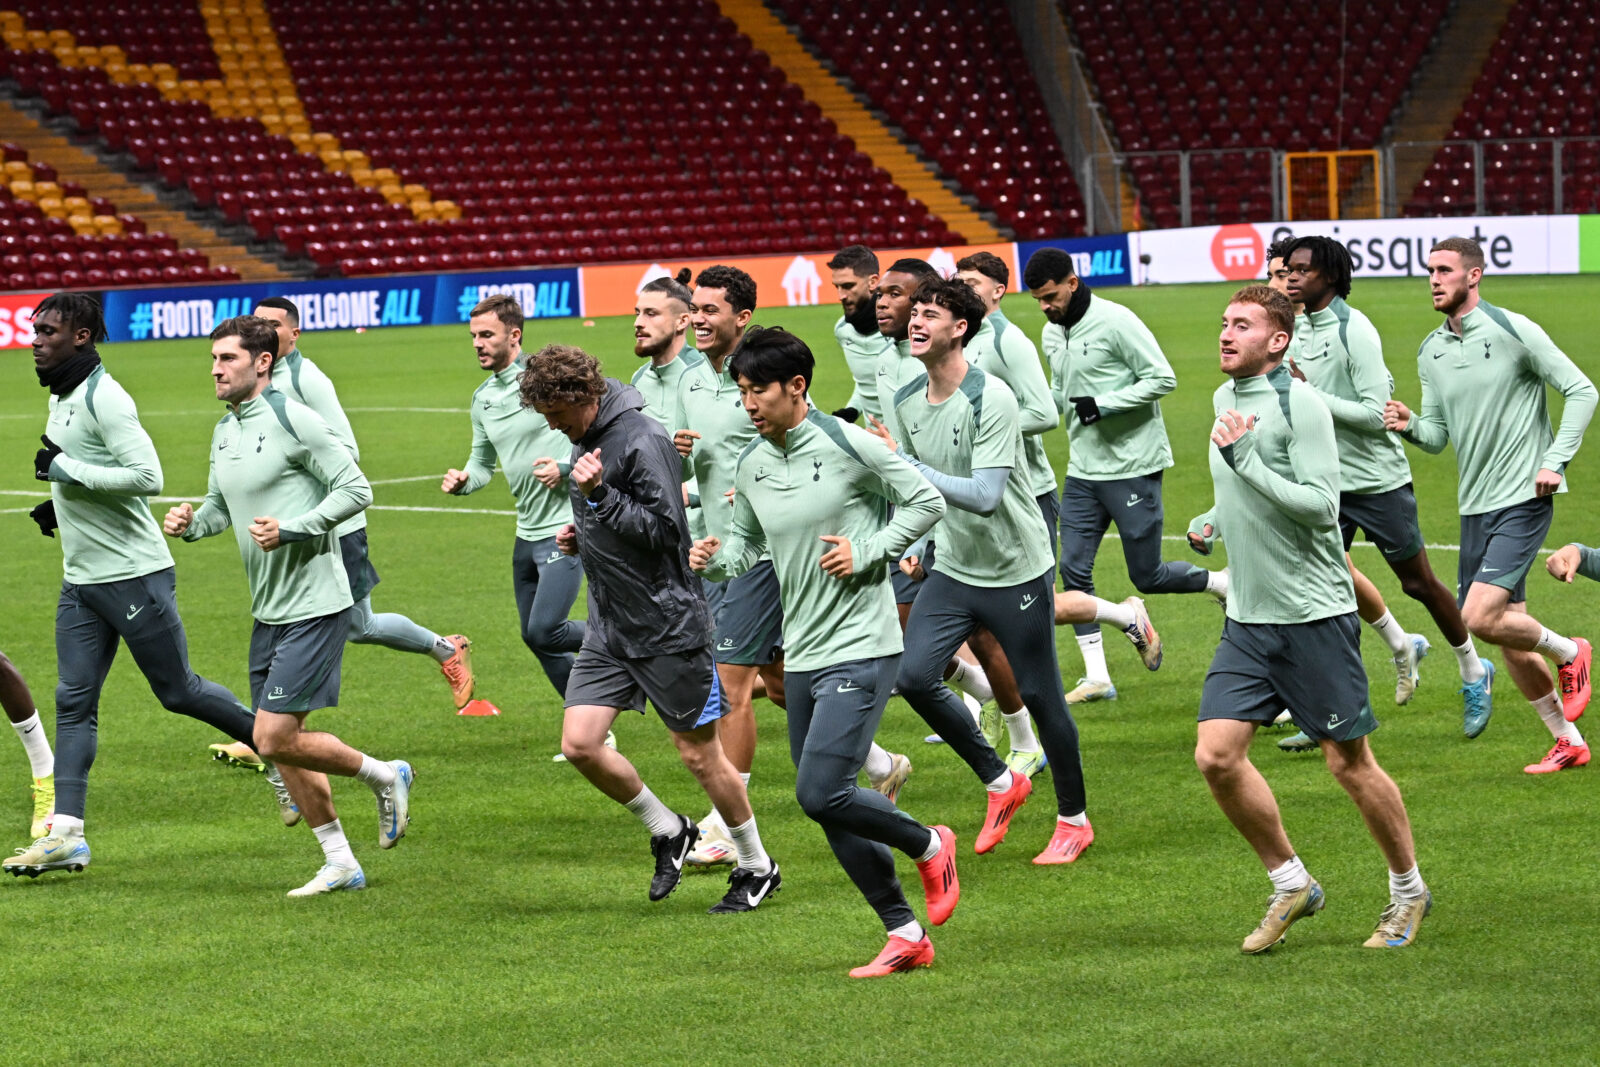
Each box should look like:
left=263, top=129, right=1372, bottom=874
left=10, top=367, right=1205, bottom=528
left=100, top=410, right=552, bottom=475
left=579, top=244, right=1020, bottom=319
left=0, top=292, right=45, bottom=349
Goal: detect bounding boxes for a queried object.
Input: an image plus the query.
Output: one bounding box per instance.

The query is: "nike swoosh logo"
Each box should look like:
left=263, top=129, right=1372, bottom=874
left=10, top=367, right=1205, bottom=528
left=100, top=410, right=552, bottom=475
left=745, top=880, right=773, bottom=907
left=21, top=724, right=36, bottom=734
left=689, top=383, right=706, bottom=392
left=545, top=553, right=563, bottom=564
left=1327, top=715, right=1344, bottom=728
left=717, top=639, right=735, bottom=650
left=42, top=845, right=60, bottom=856
left=1432, top=352, right=1445, bottom=359
left=126, top=606, right=144, bottom=620
left=1020, top=595, right=1037, bottom=611
left=1481, top=567, right=1500, bottom=573
left=1126, top=495, right=1141, bottom=507
left=837, top=682, right=862, bottom=693
left=754, top=474, right=771, bottom=481
left=267, top=692, right=287, bottom=700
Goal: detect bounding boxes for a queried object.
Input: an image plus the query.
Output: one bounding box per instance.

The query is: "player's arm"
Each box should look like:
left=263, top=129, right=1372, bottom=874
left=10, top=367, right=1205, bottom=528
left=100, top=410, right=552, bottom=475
left=298, top=367, right=360, bottom=463
left=699, top=472, right=765, bottom=582
left=1524, top=321, right=1598, bottom=480
left=1217, top=394, right=1339, bottom=529
left=1042, top=325, right=1069, bottom=416
left=182, top=447, right=232, bottom=541
left=1317, top=317, right=1390, bottom=432
left=997, top=330, right=1057, bottom=435
left=1546, top=543, right=1600, bottom=584
left=584, top=437, right=685, bottom=551
left=852, top=432, right=946, bottom=569
left=277, top=416, right=373, bottom=542
left=45, top=386, right=163, bottom=495
left=1390, top=347, right=1449, bottom=453
left=1096, top=316, right=1177, bottom=413
left=447, top=404, right=497, bottom=495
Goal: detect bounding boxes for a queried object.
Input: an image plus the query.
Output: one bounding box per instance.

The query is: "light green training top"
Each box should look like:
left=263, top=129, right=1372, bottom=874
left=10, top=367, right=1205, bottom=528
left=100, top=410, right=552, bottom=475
left=1042, top=293, right=1176, bottom=480
left=271, top=347, right=366, bottom=537
left=1403, top=300, right=1597, bottom=516
left=44, top=365, right=173, bottom=585
left=630, top=345, right=705, bottom=431
left=967, top=309, right=1057, bottom=497
left=835, top=315, right=894, bottom=421
left=1192, top=364, right=1354, bottom=624
left=872, top=336, right=923, bottom=447
left=453, top=354, right=572, bottom=542
left=675, top=352, right=761, bottom=546
left=892, top=364, right=1054, bottom=588
left=702, top=410, right=945, bottom=671
left=184, top=388, right=372, bottom=625
left=1291, top=297, right=1410, bottom=495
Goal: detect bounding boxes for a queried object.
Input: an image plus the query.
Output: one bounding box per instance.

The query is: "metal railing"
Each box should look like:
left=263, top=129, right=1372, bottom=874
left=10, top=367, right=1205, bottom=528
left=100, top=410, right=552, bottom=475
left=1084, top=137, right=1599, bottom=229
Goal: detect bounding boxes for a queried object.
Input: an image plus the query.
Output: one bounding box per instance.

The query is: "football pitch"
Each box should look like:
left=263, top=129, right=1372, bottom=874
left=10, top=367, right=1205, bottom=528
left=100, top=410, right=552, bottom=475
left=0, top=275, right=1595, bottom=1064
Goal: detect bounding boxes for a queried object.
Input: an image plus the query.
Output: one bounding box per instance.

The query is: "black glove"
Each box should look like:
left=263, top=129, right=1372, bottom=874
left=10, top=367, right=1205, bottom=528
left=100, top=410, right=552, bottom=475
left=1068, top=396, right=1102, bottom=426
left=34, top=434, right=63, bottom=481
left=29, top=500, right=57, bottom=538
left=831, top=406, right=860, bottom=424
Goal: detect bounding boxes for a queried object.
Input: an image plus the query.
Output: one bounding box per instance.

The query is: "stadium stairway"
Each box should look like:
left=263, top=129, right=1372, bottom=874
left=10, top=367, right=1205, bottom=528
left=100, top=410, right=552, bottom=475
left=714, top=0, right=1002, bottom=244
left=1386, top=0, right=1519, bottom=203
left=0, top=97, right=291, bottom=282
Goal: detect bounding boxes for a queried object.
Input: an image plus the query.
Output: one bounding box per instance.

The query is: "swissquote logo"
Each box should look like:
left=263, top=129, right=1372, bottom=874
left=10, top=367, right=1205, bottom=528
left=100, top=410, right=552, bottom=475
left=1210, top=224, right=1265, bottom=281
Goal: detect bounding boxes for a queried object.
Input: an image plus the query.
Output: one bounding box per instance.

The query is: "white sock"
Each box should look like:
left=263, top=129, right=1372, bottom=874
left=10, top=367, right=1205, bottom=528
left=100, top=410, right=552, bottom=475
left=1369, top=611, right=1409, bottom=655
left=11, top=711, right=52, bottom=778
left=51, top=813, right=83, bottom=838
left=739, top=771, right=751, bottom=786
left=1533, top=628, right=1579, bottom=665
left=1206, top=567, right=1229, bottom=600
left=1388, top=864, right=1426, bottom=901
left=863, top=743, right=893, bottom=782
left=624, top=784, right=681, bottom=837
left=916, top=828, right=941, bottom=862
left=311, top=819, right=358, bottom=868
left=427, top=633, right=456, bottom=664
left=1076, top=632, right=1111, bottom=683
left=888, top=919, right=925, bottom=942
left=355, top=754, right=396, bottom=791
left=984, top=769, right=1014, bottom=793
left=948, top=656, right=994, bottom=703
left=1093, top=598, right=1136, bottom=629
left=1267, top=854, right=1311, bottom=893
left=1058, top=811, right=1087, bottom=827
left=1003, top=709, right=1040, bottom=752
left=1453, top=639, right=1486, bottom=683
left=1532, top=690, right=1585, bottom=745
left=726, top=815, right=772, bottom=875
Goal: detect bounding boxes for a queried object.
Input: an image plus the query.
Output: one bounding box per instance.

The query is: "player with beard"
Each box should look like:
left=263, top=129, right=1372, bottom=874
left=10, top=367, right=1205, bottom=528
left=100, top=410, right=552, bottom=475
left=1387, top=237, right=1595, bottom=774
left=1028, top=247, right=1225, bottom=704
left=826, top=244, right=894, bottom=424
left=630, top=269, right=705, bottom=429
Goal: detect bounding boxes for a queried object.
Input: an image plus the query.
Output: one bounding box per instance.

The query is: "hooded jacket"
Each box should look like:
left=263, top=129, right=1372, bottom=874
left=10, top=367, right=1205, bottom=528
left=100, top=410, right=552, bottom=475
left=567, top=379, right=713, bottom=657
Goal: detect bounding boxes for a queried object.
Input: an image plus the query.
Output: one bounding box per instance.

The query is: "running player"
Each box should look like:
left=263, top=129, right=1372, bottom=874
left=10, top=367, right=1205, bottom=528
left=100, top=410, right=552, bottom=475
left=630, top=270, right=704, bottom=429
left=1025, top=247, right=1225, bottom=704
left=1278, top=237, right=1489, bottom=745
left=827, top=244, right=892, bottom=424
left=690, top=326, right=958, bottom=976
left=1386, top=237, right=1596, bottom=773
left=1194, top=284, right=1430, bottom=952
left=873, top=278, right=1161, bottom=865
left=162, top=315, right=414, bottom=896
left=672, top=265, right=784, bottom=865
left=5, top=294, right=269, bottom=879
left=1, top=650, right=52, bottom=838
left=443, top=295, right=586, bottom=745
left=524, top=344, right=779, bottom=913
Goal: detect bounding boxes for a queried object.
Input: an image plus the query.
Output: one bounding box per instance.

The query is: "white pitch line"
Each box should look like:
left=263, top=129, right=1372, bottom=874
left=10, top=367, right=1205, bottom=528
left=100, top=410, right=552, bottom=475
left=371, top=504, right=517, bottom=516
left=368, top=474, right=446, bottom=486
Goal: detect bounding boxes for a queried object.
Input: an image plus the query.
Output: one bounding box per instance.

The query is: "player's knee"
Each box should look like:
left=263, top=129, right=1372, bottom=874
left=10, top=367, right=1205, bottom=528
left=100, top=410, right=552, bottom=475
left=1194, top=740, right=1242, bottom=780
left=794, top=776, right=842, bottom=823
left=1397, top=573, right=1434, bottom=602
left=252, top=723, right=289, bottom=760
left=523, top=619, right=563, bottom=654
left=1459, top=600, right=1500, bottom=638
left=53, top=683, right=93, bottom=722
left=895, top=658, right=945, bottom=702
left=151, top=675, right=200, bottom=712
left=558, top=734, right=595, bottom=766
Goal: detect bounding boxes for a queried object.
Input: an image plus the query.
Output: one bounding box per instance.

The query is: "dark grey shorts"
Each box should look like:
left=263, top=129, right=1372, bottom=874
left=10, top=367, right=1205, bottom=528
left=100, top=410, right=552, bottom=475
left=1339, top=483, right=1424, bottom=563
left=891, top=539, right=936, bottom=605
left=339, top=529, right=381, bottom=602
left=565, top=640, right=725, bottom=733
left=710, top=558, right=784, bottom=666
left=1038, top=489, right=1061, bottom=563
left=249, top=610, right=350, bottom=714
left=1199, top=614, right=1378, bottom=743
left=1457, top=496, right=1552, bottom=605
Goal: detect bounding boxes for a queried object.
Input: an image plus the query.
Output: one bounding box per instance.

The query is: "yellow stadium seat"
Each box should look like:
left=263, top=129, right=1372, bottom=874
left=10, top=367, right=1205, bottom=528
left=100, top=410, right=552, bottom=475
left=93, top=215, right=123, bottom=235
left=434, top=200, right=461, bottom=220
left=68, top=214, right=96, bottom=235
left=37, top=196, right=66, bottom=218
left=9, top=180, right=35, bottom=199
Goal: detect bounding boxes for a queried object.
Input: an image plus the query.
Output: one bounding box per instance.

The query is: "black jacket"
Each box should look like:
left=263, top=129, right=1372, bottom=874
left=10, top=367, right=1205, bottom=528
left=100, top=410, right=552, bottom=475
left=567, top=379, right=712, bottom=657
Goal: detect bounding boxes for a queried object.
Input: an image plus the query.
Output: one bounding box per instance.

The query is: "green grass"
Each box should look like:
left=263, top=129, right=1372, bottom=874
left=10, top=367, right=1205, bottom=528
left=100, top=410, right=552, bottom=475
left=0, top=276, right=1596, bottom=1064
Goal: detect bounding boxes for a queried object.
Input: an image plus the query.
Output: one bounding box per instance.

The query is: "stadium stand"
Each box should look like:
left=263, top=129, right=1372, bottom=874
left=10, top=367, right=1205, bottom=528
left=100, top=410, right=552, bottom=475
left=1406, top=0, right=1600, bottom=216
left=1064, top=0, right=1450, bottom=229
left=1, top=0, right=968, bottom=280
left=770, top=0, right=1086, bottom=239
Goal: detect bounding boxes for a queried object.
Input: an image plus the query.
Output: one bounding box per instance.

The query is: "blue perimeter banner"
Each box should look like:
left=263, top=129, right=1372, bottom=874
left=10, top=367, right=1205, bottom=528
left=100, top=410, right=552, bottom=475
left=98, top=267, right=581, bottom=344
left=1015, top=234, right=1133, bottom=289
